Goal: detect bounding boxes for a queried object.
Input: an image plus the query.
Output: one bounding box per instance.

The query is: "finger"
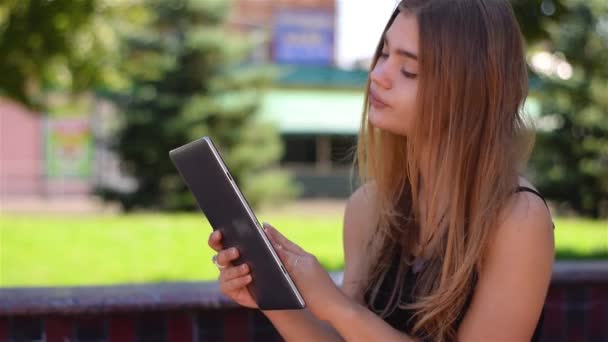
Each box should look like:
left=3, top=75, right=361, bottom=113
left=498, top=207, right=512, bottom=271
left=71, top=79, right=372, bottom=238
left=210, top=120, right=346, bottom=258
left=221, top=275, right=253, bottom=293
left=208, top=230, right=223, bottom=252
left=219, top=264, right=249, bottom=282
left=264, top=223, right=305, bottom=254
left=217, top=247, right=239, bottom=266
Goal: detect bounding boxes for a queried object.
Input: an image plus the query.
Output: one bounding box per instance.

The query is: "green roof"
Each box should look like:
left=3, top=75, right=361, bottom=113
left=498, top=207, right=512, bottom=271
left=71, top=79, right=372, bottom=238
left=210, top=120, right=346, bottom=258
left=259, top=89, right=541, bottom=135
left=277, top=65, right=369, bottom=88
left=259, top=88, right=365, bottom=135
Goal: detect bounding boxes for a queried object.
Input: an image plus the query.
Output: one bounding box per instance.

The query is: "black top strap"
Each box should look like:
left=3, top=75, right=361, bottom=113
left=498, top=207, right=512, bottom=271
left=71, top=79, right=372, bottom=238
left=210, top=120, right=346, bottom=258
left=515, top=186, right=555, bottom=229
left=515, top=186, right=548, bottom=207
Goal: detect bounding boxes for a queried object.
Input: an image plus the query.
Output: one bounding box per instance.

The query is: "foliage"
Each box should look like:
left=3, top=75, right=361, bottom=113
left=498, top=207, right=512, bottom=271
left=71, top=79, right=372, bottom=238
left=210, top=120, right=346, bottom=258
left=520, top=0, right=608, bottom=217
left=0, top=0, right=148, bottom=109
left=97, top=0, right=296, bottom=211
left=2, top=0, right=605, bottom=216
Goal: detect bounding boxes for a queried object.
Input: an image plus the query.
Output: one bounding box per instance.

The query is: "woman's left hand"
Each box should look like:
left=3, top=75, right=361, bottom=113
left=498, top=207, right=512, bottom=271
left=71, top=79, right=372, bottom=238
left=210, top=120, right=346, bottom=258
left=263, top=222, right=352, bottom=322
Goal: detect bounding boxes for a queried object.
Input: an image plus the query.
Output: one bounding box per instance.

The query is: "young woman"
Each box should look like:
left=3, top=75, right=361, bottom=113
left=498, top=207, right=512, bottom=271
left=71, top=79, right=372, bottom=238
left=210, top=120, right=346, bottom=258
left=208, top=0, right=555, bottom=341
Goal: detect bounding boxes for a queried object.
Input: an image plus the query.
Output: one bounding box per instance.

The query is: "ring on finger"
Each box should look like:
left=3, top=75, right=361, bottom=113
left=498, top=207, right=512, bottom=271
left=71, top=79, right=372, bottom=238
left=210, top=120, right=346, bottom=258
left=212, top=254, right=227, bottom=269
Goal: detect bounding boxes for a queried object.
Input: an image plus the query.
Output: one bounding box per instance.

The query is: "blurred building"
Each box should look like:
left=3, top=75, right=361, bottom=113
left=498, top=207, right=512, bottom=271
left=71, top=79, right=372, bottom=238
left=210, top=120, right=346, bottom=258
left=0, top=99, right=92, bottom=198
left=0, top=0, right=370, bottom=201
left=229, top=0, right=335, bottom=63
left=0, top=99, right=44, bottom=197
left=229, top=0, right=367, bottom=197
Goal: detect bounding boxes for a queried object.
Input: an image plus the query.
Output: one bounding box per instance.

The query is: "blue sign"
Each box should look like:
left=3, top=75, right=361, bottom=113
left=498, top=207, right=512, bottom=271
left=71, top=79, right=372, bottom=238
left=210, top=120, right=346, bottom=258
left=272, top=9, right=335, bottom=65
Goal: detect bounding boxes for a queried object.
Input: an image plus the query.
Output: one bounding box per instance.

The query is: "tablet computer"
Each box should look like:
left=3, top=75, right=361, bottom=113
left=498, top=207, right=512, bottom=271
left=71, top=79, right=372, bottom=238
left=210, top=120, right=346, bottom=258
left=169, top=136, right=305, bottom=310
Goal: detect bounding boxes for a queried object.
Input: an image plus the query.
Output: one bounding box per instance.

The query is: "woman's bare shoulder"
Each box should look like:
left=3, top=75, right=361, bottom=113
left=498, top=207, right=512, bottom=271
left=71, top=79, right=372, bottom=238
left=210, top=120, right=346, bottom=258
left=458, top=178, right=554, bottom=340
left=496, top=176, right=552, bottom=229
left=341, top=183, right=379, bottom=300
left=343, top=183, right=378, bottom=247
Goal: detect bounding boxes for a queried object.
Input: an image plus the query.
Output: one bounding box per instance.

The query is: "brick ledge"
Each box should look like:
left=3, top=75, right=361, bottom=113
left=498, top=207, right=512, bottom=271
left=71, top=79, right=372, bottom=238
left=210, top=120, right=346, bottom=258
left=0, top=261, right=605, bottom=316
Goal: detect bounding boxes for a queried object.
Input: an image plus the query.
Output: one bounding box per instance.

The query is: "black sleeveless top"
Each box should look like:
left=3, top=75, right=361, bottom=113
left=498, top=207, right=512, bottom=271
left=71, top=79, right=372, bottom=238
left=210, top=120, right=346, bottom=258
left=364, top=186, right=552, bottom=341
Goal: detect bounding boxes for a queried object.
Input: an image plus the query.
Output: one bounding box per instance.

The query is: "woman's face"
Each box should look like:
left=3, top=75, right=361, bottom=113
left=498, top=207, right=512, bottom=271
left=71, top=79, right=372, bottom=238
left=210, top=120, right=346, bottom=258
left=368, top=12, right=420, bottom=136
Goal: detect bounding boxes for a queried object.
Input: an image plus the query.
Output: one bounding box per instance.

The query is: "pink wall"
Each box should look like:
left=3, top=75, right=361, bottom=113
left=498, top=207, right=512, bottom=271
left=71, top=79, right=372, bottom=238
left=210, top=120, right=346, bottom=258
left=0, top=99, right=43, bottom=196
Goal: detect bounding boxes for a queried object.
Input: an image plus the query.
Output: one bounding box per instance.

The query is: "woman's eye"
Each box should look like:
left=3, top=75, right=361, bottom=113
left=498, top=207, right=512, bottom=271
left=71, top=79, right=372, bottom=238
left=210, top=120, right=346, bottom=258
left=401, top=69, right=418, bottom=79
left=380, top=51, right=389, bottom=59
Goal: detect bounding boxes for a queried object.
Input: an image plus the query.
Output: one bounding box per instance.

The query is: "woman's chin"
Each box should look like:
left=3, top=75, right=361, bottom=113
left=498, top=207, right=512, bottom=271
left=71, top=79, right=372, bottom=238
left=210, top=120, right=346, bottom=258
left=368, top=110, right=409, bottom=136
left=368, top=110, right=385, bottom=128
left=369, top=110, right=392, bottom=131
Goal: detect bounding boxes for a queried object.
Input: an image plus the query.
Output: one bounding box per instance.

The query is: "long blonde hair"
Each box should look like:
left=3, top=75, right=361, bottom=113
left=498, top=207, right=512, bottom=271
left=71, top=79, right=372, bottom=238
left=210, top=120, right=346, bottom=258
left=356, top=0, right=534, bottom=340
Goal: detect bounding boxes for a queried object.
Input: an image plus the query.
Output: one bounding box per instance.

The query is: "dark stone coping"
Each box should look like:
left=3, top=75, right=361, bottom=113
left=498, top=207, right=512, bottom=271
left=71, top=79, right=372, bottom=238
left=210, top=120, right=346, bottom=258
left=0, top=281, right=238, bottom=316
left=550, top=261, right=608, bottom=284
left=0, top=262, right=606, bottom=316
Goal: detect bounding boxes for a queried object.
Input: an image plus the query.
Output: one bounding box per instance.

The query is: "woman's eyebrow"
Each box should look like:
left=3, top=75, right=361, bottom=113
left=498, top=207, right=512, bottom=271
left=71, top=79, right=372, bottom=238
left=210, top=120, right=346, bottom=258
left=383, top=35, right=418, bottom=61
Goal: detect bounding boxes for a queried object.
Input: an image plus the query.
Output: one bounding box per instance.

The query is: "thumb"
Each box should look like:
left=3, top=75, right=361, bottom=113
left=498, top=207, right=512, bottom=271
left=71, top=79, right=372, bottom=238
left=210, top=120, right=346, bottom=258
left=273, top=241, right=300, bottom=274
left=264, top=222, right=304, bottom=254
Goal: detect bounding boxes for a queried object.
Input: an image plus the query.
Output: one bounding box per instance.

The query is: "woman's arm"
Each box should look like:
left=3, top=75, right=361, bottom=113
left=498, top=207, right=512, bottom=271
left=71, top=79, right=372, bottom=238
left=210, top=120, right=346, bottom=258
left=327, top=301, right=419, bottom=342
left=315, top=191, right=553, bottom=342
left=260, top=184, right=383, bottom=341
left=269, top=189, right=553, bottom=342
left=261, top=243, right=419, bottom=342
left=262, top=184, right=420, bottom=342
left=262, top=309, right=342, bottom=341
left=208, top=232, right=342, bottom=342
left=456, top=191, right=555, bottom=341
left=209, top=182, right=418, bottom=341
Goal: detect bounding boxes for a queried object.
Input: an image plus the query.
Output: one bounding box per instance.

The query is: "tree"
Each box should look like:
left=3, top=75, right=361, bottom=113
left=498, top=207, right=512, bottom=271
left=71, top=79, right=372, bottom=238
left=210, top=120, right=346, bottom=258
left=520, top=0, right=608, bottom=217
left=98, top=0, right=296, bottom=211
left=0, top=0, right=146, bottom=109
left=511, top=0, right=568, bottom=42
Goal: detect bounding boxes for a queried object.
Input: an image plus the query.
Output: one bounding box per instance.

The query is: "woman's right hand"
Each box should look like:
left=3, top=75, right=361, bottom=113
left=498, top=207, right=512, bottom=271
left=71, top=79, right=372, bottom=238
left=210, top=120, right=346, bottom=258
left=207, top=230, right=258, bottom=309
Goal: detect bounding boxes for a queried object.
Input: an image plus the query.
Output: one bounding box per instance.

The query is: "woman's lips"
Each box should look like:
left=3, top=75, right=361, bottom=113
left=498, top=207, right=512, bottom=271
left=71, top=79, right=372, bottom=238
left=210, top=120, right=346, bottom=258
left=369, top=90, right=389, bottom=109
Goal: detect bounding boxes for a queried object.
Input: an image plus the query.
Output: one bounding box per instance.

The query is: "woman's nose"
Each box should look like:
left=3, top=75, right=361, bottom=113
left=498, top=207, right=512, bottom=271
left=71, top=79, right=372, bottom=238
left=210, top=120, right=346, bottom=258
left=370, top=62, right=392, bottom=90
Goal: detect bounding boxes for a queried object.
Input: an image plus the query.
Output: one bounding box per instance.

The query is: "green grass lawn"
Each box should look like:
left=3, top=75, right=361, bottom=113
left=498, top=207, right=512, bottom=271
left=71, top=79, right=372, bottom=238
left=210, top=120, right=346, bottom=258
left=0, top=213, right=606, bottom=287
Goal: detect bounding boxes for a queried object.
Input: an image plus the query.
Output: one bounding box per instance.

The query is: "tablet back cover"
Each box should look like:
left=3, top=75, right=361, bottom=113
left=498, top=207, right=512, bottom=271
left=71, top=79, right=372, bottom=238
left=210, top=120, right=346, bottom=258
left=169, top=137, right=304, bottom=310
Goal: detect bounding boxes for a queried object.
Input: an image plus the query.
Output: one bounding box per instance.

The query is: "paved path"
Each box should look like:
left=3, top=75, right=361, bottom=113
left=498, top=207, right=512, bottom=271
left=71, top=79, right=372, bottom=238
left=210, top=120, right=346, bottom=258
left=0, top=195, right=346, bottom=217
